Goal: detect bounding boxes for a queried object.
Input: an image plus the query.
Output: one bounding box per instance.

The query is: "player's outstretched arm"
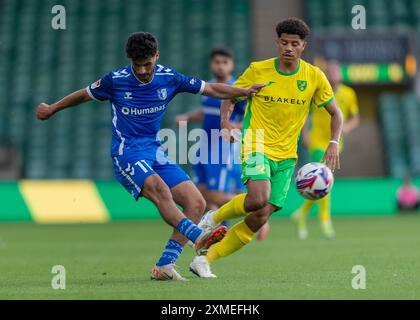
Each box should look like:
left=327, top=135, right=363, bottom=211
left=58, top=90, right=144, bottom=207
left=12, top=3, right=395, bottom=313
left=36, top=88, right=92, bottom=120
left=322, top=99, right=343, bottom=171
left=203, top=83, right=265, bottom=100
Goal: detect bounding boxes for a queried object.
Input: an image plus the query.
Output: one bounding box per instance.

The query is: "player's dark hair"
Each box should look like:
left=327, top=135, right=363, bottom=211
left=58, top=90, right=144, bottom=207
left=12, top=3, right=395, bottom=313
left=210, top=48, right=233, bottom=60
left=275, top=17, right=310, bottom=40
left=126, top=32, right=158, bottom=60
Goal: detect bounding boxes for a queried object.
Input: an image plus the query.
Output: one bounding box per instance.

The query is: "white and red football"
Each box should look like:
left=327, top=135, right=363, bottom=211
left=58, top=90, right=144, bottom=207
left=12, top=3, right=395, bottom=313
left=295, top=162, right=334, bottom=200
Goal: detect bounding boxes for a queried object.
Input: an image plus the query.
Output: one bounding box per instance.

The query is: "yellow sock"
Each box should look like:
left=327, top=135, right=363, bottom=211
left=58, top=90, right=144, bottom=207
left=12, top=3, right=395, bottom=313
left=206, top=220, right=255, bottom=264
left=319, top=194, right=331, bottom=223
left=299, top=199, right=315, bottom=216
left=212, top=193, right=247, bottom=225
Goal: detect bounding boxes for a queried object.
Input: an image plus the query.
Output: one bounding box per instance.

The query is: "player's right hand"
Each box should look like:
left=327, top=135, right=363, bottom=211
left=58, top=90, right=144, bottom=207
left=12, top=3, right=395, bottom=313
left=245, top=83, right=266, bottom=97
left=322, top=142, right=340, bottom=172
left=221, top=120, right=241, bottom=143
left=36, top=103, right=55, bottom=120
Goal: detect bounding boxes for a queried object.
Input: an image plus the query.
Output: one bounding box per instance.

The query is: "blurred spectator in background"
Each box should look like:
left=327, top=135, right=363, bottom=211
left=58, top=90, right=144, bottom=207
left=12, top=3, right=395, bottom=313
left=397, top=176, right=419, bottom=211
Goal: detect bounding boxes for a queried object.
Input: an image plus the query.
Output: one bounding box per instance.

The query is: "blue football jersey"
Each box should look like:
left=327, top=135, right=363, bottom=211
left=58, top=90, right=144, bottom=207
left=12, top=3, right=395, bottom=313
left=199, top=77, right=246, bottom=164
left=201, top=77, right=246, bottom=136
left=86, top=64, right=205, bottom=156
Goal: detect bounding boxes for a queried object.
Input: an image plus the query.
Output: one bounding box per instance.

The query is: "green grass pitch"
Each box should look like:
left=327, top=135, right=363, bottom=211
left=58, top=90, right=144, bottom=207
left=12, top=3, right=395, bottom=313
left=0, top=215, right=419, bottom=299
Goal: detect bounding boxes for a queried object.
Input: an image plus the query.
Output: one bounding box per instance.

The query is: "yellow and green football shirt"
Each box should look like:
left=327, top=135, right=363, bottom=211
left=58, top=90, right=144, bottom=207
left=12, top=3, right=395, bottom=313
left=309, top=84, right=359, bottom=151
left=234, top=58, right=334, bottom=162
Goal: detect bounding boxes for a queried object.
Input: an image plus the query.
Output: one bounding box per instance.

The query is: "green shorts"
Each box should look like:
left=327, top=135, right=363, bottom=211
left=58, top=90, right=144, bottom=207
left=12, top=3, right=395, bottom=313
left=241, top=152, right=295, bottom=209
left=310, top=149, right=325, bottom=162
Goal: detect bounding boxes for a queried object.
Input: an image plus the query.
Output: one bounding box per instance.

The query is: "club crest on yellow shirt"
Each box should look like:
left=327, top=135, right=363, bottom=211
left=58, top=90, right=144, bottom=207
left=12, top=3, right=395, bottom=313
left=297, top=80, right=307, bottom=92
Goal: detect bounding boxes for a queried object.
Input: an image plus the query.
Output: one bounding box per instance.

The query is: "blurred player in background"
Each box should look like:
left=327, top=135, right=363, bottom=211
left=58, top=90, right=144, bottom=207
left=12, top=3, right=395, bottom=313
left=175, top=48, right=246, bottom=212
left=36, top=32, right=264, bottom=281
left=291, top=60, right=359, bottom=239
left=189, top=18, right=343, bottom=278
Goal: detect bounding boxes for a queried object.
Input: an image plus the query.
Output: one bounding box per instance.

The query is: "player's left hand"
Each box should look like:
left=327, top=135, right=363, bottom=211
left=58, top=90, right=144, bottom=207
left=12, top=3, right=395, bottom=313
left=322, top=142, right=340, bottom=172
left=245, top=84, right=266, bottom=97
left=36, top=103, right=56, bottom=120
left=221, top=120, right=242, bottom=143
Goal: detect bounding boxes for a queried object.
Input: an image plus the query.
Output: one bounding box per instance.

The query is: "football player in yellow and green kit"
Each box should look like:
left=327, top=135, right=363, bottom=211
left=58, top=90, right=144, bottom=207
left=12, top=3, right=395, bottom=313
left=189, top=17, right=344, bottom=278
left=291, top=60, right=360, bottom=239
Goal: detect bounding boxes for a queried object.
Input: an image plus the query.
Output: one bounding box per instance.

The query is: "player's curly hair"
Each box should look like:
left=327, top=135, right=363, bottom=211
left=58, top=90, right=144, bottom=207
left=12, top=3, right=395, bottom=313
left=276, top=17, right=310, bottom=40
left=126, top=32, right=158, bottom=60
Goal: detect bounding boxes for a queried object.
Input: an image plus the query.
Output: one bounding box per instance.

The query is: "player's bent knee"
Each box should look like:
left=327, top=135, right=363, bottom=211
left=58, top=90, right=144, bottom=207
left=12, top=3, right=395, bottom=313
left=245, top=195, right=269, bottom=212
left=258, top=215, right=269, bottom=226
left=253, top=210, right=268, bottom=221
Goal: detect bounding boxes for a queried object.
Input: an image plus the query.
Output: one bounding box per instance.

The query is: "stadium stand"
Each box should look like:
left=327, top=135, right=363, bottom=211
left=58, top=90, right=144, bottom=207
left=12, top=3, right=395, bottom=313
left=0, top=0, right=251, bottom=179
left=306, top=0, right=420, bottom=31
left=380, top=93, right=420, bottom=177
left=305, top=0, right=420, bottom=177
left=402, top=93, right=420, bottom=176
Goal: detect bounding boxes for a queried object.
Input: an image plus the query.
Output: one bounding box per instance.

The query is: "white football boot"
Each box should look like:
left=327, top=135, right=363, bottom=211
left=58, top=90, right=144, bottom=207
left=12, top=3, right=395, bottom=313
left=150, top=264, right=188, bottom=281
left=198, top=210, right=216, bottom=231
left=321, top=221, right=336, bottom=239
left=187, top=210, right=217, bottom=247
left=189, top=256, right=217, bottom=278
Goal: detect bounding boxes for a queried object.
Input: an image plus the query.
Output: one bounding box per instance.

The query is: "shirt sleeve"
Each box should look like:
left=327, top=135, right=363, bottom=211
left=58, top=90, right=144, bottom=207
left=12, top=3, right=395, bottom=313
left=174, top=71, right=205, bottom=94
left=313, top=69, right=334, bottom=108
left=86, top=72, right=113, bottom=101
left=233, top=64, right=254, bottom=101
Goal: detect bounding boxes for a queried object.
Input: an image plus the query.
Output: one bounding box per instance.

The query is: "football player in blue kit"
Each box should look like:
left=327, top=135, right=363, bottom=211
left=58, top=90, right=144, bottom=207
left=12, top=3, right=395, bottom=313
left=175, top=48, right=245, bottom=211
left=36, top=32, right=264, bottom=281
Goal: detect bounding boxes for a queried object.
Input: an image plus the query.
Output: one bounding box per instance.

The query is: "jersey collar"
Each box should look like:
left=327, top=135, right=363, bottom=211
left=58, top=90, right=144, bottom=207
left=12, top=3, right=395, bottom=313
left=274, top=58, right=301, bottom=76
left=130, top=65, right=155, bottom=86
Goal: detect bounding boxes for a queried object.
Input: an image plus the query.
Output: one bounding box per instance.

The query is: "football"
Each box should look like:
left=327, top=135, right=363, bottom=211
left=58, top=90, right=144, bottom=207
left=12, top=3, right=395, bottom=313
left=295, top=162, right=334, bottom=200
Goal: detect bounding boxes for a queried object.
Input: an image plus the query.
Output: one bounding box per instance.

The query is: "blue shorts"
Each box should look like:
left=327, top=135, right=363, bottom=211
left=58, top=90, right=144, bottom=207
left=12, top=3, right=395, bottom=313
left=112, top=144, right=190, bottom=200
left=193, top=162, right=244, bottom=193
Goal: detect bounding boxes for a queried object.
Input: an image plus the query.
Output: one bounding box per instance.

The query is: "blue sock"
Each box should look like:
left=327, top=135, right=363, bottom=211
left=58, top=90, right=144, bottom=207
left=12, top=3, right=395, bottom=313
left=156, top=239, right=183, bottom=267
left=176, top=217, right=203, bottom=243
